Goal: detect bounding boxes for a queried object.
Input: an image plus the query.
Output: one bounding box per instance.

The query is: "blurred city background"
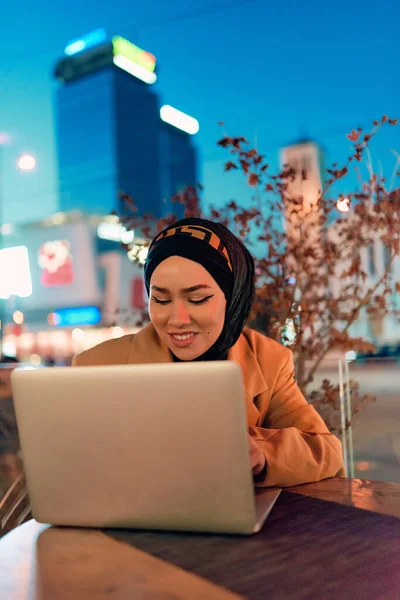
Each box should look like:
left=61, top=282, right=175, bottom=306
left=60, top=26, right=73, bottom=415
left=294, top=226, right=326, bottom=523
left=0, top=0, right=399, bottom=493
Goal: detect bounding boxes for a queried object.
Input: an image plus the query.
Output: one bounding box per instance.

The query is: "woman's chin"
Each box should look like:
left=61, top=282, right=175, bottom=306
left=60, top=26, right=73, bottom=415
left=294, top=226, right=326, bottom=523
left=172, top=349, right=201, bottom=361
left=168, top=343, right=205, bottom=361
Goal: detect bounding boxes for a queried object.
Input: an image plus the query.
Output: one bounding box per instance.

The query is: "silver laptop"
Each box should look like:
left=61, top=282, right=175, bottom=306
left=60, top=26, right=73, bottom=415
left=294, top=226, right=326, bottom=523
left=11, top=361, right=281, bottom=535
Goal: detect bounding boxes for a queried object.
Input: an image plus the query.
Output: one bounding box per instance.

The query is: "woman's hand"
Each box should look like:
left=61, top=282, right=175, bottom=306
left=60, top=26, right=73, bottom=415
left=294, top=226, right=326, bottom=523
left=248, top=434, right=266, bottom=475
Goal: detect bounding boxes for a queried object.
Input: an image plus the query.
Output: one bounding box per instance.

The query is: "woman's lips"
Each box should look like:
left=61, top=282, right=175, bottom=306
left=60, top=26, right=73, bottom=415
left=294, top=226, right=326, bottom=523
left=168, top=332, right=198, bottom=348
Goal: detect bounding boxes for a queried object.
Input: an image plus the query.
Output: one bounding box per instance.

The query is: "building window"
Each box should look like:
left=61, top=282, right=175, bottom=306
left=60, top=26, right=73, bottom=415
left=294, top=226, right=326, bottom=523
left=383, top=245, right=392, bottom=271
left=368, top=245, right=376, bottom=276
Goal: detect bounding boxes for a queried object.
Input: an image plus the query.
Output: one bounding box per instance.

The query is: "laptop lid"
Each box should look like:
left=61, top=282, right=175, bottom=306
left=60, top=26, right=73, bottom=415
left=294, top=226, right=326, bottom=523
left=12, top=361, right=258, bottom=534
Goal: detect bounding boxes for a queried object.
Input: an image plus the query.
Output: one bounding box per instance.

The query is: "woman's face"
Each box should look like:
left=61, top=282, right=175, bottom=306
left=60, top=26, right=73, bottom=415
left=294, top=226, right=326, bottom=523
left=149, top=256, right=227, bottom=360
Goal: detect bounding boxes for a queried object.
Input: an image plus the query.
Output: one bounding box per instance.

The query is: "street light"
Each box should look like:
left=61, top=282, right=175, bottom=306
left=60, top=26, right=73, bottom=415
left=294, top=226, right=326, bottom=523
left=337, top=197, right=350, bottom=213
left=16, top=154, right=37, bottom=171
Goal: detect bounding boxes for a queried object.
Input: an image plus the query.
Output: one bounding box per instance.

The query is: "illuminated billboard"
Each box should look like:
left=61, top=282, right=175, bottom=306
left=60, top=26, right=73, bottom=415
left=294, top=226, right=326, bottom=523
left=160, top=105, right=199, bottom=135
left=0, top=246, right=33, bottom=299
left=97, top=222, right=134, bottom=244
left=38, top=240, right=75, bottom=287
left=48, top=306, right=101, bottom=327
left=57, top=33, right=157, bottom=85
left=64, top=29, right=107, bottom=56
left=112, top=36, right=156, bottom=72
left=112, top=36, right=157, bottom=84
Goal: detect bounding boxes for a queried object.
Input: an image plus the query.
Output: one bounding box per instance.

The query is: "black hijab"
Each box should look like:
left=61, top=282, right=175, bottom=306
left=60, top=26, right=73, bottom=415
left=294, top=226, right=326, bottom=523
left=144, top=217, right=255, bottom=361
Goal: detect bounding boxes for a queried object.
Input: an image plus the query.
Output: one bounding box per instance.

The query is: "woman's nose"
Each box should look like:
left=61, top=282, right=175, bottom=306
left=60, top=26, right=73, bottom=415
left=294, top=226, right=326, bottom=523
left=168, top=301, right=191, bottom=325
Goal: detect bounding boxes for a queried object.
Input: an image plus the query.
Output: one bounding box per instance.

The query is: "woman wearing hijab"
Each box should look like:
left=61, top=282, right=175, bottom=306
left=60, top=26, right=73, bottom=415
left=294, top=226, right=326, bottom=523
left=73, top=217, right=344, bottom=487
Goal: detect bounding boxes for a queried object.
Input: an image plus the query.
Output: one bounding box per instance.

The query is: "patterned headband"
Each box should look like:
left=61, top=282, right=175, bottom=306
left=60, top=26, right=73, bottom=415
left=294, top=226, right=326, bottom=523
left=153, top=225, right=233, bottom=272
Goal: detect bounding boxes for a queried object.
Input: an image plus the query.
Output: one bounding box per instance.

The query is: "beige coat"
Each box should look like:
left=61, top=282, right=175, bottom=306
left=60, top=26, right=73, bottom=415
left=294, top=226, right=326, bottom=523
left=73, top=323, right=345, bottom=487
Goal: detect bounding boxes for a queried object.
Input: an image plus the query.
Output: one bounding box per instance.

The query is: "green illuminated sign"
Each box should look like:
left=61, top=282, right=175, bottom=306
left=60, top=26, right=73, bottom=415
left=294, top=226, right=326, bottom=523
left=112, top=36, right=156, bottom=73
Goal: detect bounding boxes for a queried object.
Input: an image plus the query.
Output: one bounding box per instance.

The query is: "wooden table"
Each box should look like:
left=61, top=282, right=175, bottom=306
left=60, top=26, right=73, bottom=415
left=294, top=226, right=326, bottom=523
left=0, top=477, right=399, bottom=599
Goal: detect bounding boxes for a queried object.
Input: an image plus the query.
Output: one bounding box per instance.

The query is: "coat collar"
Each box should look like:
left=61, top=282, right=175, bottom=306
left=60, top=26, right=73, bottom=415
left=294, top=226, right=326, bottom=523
left=128, top=324, right=268, bottom=422
left=228, top=331, right=268, bottom=400
left=128, top=323, right=172, bottom=364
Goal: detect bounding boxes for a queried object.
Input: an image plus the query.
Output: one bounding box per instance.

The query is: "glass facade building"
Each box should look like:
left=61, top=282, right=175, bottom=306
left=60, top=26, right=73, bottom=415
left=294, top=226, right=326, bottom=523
left=55, top=68, right=161, bottom=217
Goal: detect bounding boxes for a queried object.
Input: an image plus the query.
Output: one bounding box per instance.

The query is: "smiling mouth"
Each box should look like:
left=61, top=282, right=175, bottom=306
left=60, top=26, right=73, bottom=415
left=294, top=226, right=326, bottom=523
left=168, top=332, right=198, bottom=347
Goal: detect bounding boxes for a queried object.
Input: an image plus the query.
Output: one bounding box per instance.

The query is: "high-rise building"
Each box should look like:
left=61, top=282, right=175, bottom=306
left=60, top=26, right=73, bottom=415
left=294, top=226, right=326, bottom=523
left=159, top=106, right=199, bottom=217
left=53, top=33, right=199, bottom=221
left=280, top=139, right=323, bottom=226
left=54, top=34, right=162, bottom=218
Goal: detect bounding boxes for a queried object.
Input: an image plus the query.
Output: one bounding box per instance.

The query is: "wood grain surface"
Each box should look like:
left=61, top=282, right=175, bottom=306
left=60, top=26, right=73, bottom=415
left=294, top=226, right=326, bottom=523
left=289, top=476, right=400, bottom=518
left=1, top=478, right=400, bottom=599
left=106, top=491, right=400, bottom=600
left=0, top=520, right=243, bottom=599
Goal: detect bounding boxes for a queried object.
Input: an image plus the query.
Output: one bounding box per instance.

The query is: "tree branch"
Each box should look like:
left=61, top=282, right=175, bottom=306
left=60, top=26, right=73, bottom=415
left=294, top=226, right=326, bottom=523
left=304, top=254, right=397, bottom=388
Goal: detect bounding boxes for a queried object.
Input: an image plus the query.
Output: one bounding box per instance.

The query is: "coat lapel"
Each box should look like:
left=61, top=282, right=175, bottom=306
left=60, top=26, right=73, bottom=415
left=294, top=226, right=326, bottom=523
left=127, top=323, right=173, bottom=364
left=228, top=331, right=268, bottom=425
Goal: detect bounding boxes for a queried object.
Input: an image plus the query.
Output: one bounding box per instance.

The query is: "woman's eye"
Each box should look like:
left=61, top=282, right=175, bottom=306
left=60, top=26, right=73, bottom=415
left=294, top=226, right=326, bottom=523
left=189, top=295, right=214, bottom=305
left=152, top=297, right=170, bottom=305
left=152, top=295, right=214, bottom=306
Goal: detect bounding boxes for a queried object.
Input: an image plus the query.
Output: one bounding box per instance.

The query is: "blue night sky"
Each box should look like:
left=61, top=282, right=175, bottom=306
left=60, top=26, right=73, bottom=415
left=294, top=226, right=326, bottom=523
left=0, top=0, right=398, bottom=224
